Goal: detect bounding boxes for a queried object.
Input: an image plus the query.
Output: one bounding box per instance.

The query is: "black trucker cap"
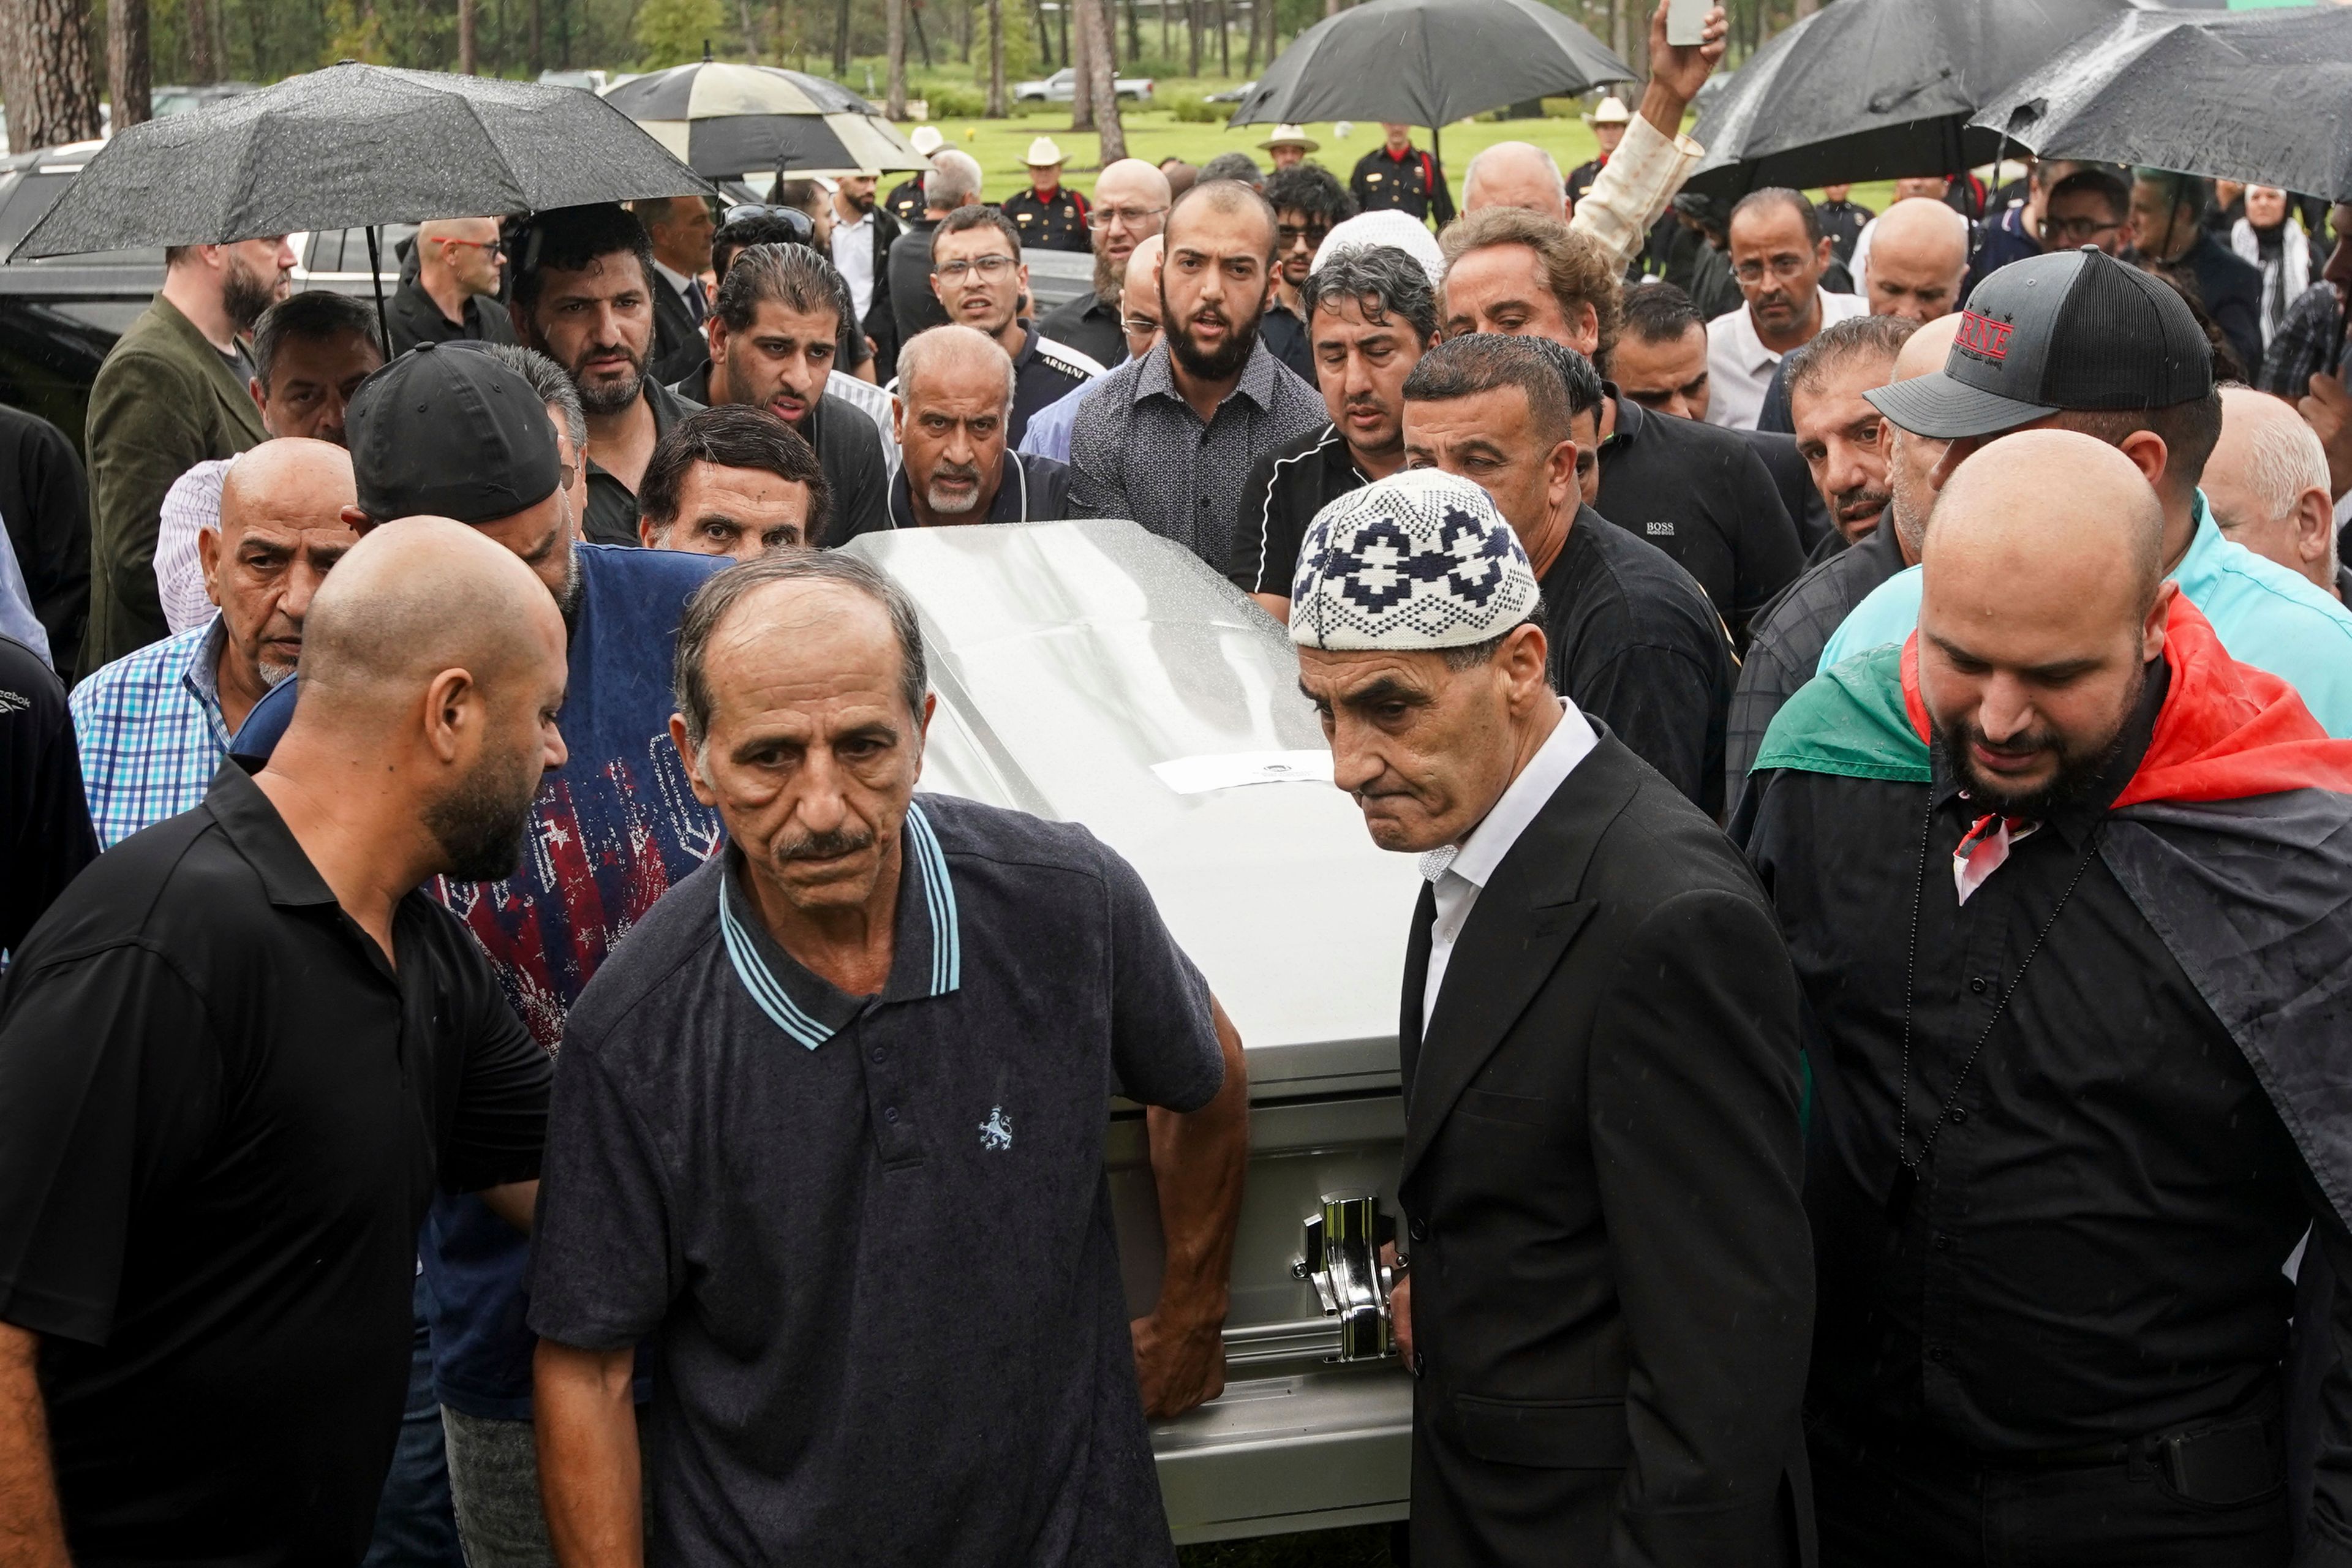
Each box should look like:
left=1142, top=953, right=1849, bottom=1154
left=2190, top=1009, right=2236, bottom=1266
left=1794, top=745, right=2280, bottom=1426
left=347, top=341, right=563, bottom=524
left=1866, top=247, right=2214, bottom=440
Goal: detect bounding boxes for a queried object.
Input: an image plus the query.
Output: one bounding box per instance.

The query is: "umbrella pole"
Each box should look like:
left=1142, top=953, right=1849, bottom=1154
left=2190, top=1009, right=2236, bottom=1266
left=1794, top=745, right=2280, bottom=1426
left=366, top=224, right=392, bottom=360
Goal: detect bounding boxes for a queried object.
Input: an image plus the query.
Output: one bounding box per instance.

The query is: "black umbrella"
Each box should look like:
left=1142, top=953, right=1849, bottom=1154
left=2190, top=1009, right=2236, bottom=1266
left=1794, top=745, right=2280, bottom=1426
left=601, top=61, right=930, bottom=179
left=1682, top=0, right=2134, bottom=197
left=1974, top=6, right=2352, bottom=202
left=13, top=62, right=710, bottom=350
left=1224, top=0, right=1632, bottom=170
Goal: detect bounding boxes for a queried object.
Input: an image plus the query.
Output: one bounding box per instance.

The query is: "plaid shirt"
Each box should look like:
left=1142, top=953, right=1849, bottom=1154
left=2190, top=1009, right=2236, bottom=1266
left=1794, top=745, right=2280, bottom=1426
left=1723, top=518, right=1904, bottom=807
left=2258, top=281, right=2345, bottom=398
left=69, top=617, right=232, bottom=848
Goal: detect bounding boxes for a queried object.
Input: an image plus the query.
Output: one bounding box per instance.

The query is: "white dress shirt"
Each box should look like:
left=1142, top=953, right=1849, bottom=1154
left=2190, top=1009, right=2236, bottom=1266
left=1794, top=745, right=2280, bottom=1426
left=1703, top=290, right=1868, bottom=431
left=1420, top=701, right=1599, bottom=1029
left=652, top=257, right=704, bottom=322
left=832, top=209, right=877, bottom=322
left=155, top=457, right=232, bottom=636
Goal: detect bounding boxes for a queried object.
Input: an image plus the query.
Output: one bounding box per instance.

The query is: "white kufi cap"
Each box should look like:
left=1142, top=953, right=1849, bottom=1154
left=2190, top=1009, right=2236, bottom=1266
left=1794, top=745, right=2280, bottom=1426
left=1290, top=471, right=1539, bottom=651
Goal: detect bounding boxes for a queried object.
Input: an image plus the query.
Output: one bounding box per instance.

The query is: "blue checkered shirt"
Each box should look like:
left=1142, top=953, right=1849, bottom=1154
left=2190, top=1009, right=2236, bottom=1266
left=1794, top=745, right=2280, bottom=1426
left=69, top=617, right=232, bottom=849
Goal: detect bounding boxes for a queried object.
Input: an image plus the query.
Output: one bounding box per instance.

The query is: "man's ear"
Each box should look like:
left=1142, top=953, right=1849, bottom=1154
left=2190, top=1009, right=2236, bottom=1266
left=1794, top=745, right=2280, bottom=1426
left=197, top=526, right=224, bottom=607
left=423, top=666, right=483, bottom=764
left=248, top=377, right=268, bottom=418
left=668, top=712, right=719, bottom=805
left=2143, top=580, right=2178, bottom=663
left=1815, top=234, right=1835, bottom=271
left=2294, top=484, right=2337, bottom=567
left=341, top=505, right=380, bottom=535
left=706, top=314, right=730, bottom=368
left=1544, top=437, right=1582, bottom=510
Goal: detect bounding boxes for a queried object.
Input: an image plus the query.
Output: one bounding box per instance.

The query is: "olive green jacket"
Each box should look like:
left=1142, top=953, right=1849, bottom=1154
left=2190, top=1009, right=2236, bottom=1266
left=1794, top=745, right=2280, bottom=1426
left=82, top=295, right=266, bottom=672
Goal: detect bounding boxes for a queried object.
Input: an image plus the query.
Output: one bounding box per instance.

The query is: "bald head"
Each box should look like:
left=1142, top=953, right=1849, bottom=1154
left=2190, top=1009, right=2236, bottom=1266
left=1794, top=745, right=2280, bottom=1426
left=220, top=437, right=356, bottom=535
left=1095, top=157, right=1172, bottom=213
left=1864, top=199, right=1970, bottom=322
left=1896, top=311, right=1962, bottom=382
left=415, top=216, right=503, bottom=302
left=299, top=516, right=566, bottom=713
left=205, top=439, right=359, bottom=706
left=1464, top=142, right=1567, bottom=221
left=1119, top=233, right=1166, bottom=362
left=896, top=323, right=1016, bottom=412
left=1919, top=430, right=2170, bottom=812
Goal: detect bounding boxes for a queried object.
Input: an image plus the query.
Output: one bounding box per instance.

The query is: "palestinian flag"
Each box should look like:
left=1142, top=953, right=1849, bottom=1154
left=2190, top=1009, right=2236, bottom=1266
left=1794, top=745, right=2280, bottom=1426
left=1754, top=595, right=2352, bottom=1229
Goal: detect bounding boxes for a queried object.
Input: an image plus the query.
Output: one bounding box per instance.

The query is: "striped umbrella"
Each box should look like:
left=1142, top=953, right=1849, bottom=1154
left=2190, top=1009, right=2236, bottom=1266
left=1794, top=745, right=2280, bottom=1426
left=603, top=62, right=932, bottom=179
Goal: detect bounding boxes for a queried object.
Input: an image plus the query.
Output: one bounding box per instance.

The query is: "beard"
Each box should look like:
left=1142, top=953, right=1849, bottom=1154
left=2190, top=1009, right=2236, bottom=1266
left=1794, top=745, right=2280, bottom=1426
left=424, top=736, right=547, bottom=884
left=571, top=344, right=646, bottom=415
left=257, top=657, right=297, bottom=689
left=1094, top=245, right=1124, bottom=304
left=1932, top=662, right=2143, bottom=822
left=222, top=254, right=282, bottom=334
left=925, top=458, right=986, bottom=516
left=1831, top=481, right=1891, bottom=541
left=1164, top=287, right=1266, bottom=382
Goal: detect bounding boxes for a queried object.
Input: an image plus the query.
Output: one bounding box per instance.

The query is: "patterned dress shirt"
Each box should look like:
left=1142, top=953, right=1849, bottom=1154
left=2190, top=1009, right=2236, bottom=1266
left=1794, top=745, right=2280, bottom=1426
left=2258, top=281, right=2344, bottom=398
left=68, top=616, right=232, bottom=848
left=1067, top=337, right=1326, bottom=570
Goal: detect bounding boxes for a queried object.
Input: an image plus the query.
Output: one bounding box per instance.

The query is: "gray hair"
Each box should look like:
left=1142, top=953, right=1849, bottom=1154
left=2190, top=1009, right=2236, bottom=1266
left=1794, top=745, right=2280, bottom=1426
left=2230, top=391, right=2334, bottom=533
left=895, top=324, right=1016, bottom=413
left=1198, top=151, right=1264, bottom=189
left=1464, top=141, right=1564, bottom=212
left=252, top=292, right=380, bottom=393
left=1300, top=244, right=1440, bottom=345
left=673, top=550, right=929, bottom=753
left=480, top=344, right=587, bottom=454
left=927, top=149, right=986, bottom=209
left=1782, top=314, right=1919, bottom=405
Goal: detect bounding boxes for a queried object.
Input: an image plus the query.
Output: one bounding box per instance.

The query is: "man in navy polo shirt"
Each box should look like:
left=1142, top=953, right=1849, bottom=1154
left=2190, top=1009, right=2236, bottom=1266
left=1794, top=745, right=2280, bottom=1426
left=528, top=551, right=1245, bottom=1564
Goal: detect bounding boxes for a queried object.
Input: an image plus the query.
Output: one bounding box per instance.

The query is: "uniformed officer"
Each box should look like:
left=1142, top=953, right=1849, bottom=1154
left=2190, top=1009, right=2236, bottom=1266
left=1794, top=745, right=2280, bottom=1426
left=1349, top=123, right=1453, bottom=228
left=1257, top=126, right=1317, bottom=173
left=883, top=126, right=944, bottom=227
left=1000, top=136, right=1093, bottom=254
left=1562, top=96, right=1629, bottom=214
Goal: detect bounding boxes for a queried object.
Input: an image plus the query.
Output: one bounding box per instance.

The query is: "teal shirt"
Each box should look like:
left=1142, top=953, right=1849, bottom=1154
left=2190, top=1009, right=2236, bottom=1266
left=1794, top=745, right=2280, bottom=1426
left=1815, top=492, right=2352, bottom=738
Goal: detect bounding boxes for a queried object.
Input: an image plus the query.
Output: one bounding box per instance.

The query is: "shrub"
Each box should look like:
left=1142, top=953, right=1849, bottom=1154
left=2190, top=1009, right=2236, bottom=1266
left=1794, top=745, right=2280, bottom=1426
left=1166, top=92, right=1223, bottom=124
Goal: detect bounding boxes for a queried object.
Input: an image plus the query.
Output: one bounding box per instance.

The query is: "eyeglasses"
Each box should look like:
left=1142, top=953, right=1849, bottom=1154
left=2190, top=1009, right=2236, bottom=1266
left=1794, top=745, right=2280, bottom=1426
left=720, top=203, right=816, bottom=241
left=935, top=255, right=1018, bottom=281
left=1123, top=315, right=1161, bottom=336
left=1088, top=205, right=1169, bottom=231
left=439, top=236, right=503, bottom=254
left=1276, top=222, right=1330, bottom=250
left=1732, top=254, right=1814, bottom=285
left=2045, top=216, right=2124, bottom=242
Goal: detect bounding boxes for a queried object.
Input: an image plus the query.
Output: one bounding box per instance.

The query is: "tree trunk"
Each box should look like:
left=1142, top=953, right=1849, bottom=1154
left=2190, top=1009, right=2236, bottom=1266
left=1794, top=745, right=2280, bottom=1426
left=1186, top=0, right=1198, bottom=73
left=886, top=0, right=908, bottom=116
left=529, top=0, right=543, bottom=71
left=1121, top=0, right=1137, bottom=68
left=986, top=0, right=1006, bottom=113
left=736, top=0, right=758, bottom=56
left=1159, top=0, right=1168, bottom=65
left=910, top=0, right=931, bottom=66
left=833, top=0, right=851, bottom=75
left=1071, top=0, right=1094, bottom=130
left=107, top=0, right=151, bottom=131
left=0, top=0, right=102, bottom=148
left=1214, top=0, right=1226, bottom=74
left=183, top=0, right=214, bottom=81
left=459, top=0, right=478, bottom=70
left=1056, top=0, right=1069, bottom=72
left=1087, top=0, right=1123, bottom=158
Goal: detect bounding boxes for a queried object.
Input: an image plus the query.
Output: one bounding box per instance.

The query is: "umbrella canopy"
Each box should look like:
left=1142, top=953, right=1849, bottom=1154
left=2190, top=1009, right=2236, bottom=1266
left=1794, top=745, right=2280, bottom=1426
left=1682, top=0, right=2134, bottom=197
left=1973, top=6, right=2352, bottom=202
left=12, top=62, right=709, bottom=258
left=1225, top=0, right=1632, bottom=131
left=603, top=62, right=930, bottom=179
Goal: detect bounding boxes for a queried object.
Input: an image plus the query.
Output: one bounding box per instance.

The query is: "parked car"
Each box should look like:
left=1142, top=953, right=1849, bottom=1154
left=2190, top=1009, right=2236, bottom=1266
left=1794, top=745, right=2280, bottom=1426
left=846, top=518, right=1415, bottom=1544
left=1204, top=80, right=1257, bottom=104
left=0, top=143, right=413, bottom=456
left=1013, top=66, right=1156, bottom=104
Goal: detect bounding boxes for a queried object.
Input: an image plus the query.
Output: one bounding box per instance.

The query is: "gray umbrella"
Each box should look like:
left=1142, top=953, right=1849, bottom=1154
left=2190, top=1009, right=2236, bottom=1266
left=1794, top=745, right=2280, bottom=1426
left=12, top=62, right=710, bottom=348
left=1973, top=6, right=2352, bottom=202
left=1225, top=0, right=1631, bottom=138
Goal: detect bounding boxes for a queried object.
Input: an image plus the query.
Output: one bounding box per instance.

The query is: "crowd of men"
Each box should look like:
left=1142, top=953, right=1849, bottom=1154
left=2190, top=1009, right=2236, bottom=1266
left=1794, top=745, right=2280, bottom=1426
left=7, top=0, right=2352, bottom=1562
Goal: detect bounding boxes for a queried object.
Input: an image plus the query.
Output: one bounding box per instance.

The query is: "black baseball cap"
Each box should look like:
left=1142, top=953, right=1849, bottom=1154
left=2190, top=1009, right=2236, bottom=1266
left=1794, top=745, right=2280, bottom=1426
left=347, top=341, right=564, bottom=524
left=1865, top=247, right=2214, bottom=440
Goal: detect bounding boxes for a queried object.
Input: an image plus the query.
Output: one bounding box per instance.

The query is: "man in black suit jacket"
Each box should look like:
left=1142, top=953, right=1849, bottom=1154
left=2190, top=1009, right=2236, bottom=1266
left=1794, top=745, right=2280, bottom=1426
left=1291, top=467, right=1815, bottom=1566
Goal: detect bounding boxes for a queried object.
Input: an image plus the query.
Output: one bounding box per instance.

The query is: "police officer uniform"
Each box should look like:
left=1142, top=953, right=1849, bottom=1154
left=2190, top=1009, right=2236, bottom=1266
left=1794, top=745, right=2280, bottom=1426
left=1001, top=137, right=1093, bottom=254
left=886, top=126, right=945, bottom=227
left=1349, top=138, right=1453, bottom=227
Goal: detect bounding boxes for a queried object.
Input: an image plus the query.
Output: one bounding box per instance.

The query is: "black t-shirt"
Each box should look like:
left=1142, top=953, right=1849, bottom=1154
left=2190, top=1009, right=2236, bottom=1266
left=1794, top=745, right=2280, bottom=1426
left=0, top=761, right=549, bottom=1566
left=1594, top=393, right=1804, bottom=647
left=529, top=795, right=1223, bottom=1566
left=1036, top=292, right=1126, bottom=372
left=0, top=407, right=89, bottom=678
left=0, top=633, right=95, bottom=957
left=1226, top=424, right=1368, bottom=595
left=1012, top=322, right=1101, bottom=450
left=1540, top=506, right=1737, bottom=818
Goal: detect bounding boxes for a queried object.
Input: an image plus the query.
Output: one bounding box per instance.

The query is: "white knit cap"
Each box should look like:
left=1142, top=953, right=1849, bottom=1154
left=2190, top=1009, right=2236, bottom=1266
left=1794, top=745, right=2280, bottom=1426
left=1311, top=209, right=1447, bottom=292
left=1290, top=471, right=1539, bottom=652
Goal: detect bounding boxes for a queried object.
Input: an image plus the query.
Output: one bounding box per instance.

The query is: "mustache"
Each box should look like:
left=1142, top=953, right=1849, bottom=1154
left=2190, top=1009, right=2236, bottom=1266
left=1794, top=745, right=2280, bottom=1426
left=775, top=825, right=875, bottom=862
left=931, top=459, right=981, bottom=486
left=1833, top=484, right=1890, bottom=519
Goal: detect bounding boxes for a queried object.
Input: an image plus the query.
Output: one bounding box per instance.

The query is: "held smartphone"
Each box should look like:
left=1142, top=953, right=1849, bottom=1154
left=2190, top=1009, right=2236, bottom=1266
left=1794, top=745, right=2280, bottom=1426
left=1667, top=0, right=1708, bottom=47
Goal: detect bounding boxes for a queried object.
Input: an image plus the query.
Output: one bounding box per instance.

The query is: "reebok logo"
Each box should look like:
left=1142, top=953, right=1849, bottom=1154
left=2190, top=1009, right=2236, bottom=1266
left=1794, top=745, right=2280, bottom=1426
left=1956, top=310, right=2015, bottom=363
